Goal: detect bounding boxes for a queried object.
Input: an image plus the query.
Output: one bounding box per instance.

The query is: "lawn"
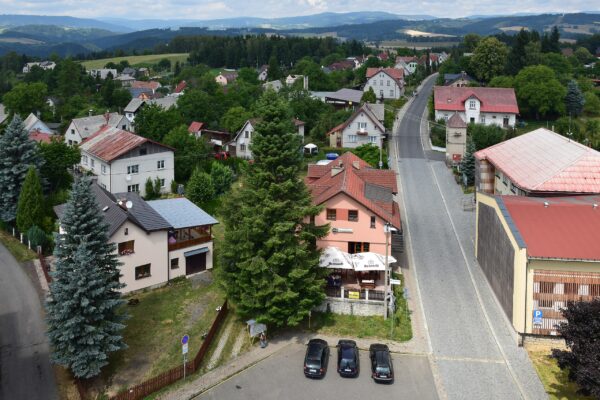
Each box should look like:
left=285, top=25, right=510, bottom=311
left=515, top=119, right=555, bottom=136
left=0, top=229, right=37, bottom=262
left=528, top=350, right=593, bottom=400
left=80, top=53, right=189, bottom=70
left=99, top=276, right=225, bottom=396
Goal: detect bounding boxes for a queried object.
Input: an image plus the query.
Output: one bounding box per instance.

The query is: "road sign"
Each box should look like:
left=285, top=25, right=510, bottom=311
left=181, top=334, right=189, bottom=345
left=390, top=279, right=401, bottom=285
left=182, top=343, right=189, bottom=354
left=533, top=310, right=543, bottom=325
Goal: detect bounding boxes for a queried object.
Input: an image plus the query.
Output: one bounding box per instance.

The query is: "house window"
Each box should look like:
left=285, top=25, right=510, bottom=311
left=380, top=80, right=383, bottom=85
left=68, top=140, right=73, bottom=145
left=122, top=124, right=127, bottom=129
left=348, top=242, right=370, bottom=254
left=157, top=160, right=165, bottom=170
left=480, top=116, right=486, bottom=124
left=127, top=184, right=139, bottom=193
left=369, top=136, right=377, bottom=143
left=379, top=90, right=383, bottom=97
left=101, top=164, right=107, bottom=174
left=348, top=210, right=358, bottom=222
left=370, top=216, right=376, bottom=229
left=160, top=179, right=165, bottom=188
left=118, top=240, right=135, bottom=255
left=127, top=165, right=139, bottom=174
left=100, top=183, right=107, bottom=189
left=470, top=117, right=475, bottom=123
left=171, top=258, right=179, bottom=269
left=124, top=228, right=128, bottom=236
left=135, top=264, right=151, bottom=280
left=91, top=159, right=95, bottom=168
left=82, top=155, right=88, bottom=165
left=71, top=129, right=75, bottom=134
left=469, top=100, right=476, bottom=110
left=358, top=122, right=367, bottom=130
left=244, top=131, right=249, bottom=138
left=510, top=183, right=517, bottom=194
left=240, top=144, right=246, bottom=152
left=387, top=80, right=390, bottom=86
left=326, top=209, right=336, bottom=221
left=390, top=90, right=394, bottom=97
left=348, top=135, right=357, bottom=143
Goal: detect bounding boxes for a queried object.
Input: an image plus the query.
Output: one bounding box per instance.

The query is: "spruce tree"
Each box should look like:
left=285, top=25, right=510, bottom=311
left=565, top=80, right=585, bottom=117
left=219, top=91, right=328, bottom=328
left=16, top=166, right=44, bottom=233
left=461, top=138, right=476, bottom=187
left=0, top=116, right=43, bottom=223
left=46, top=177, right=126, bottom=379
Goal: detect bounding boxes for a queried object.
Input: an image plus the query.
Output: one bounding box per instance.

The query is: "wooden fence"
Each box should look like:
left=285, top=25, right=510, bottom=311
left=107, top=300, right=229, bottom=400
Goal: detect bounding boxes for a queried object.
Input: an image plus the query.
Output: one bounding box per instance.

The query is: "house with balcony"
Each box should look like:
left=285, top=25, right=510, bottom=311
left=54, top=184, right=218, bottom=293
left=232, top=118, right=305, bottom=160
left=78, top=126, right=174, bottom=197
left=306, top=152, right=402, bottom=315
left=433, top=86, right=519, bottom=128
left=327, top=103, right=385, bottom=149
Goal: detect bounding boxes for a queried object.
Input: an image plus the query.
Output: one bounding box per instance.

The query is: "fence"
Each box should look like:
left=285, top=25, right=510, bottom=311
left=105, top=300, right=229, bottom=400
left=39, top=254, right=52, bottom=283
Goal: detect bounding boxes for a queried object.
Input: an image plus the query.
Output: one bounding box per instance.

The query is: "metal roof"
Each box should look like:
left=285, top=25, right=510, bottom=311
left=147, top=198, right=218, bottom=229
left=475, top=128, right=600, bottom=194
left=71, top=112, right=124, bottom=139
left=434, top=86, right=519, bottom=114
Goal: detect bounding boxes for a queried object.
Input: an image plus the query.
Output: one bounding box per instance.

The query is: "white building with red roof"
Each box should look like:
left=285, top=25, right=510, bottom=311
left=364, top=67, right=405, bottom=100
left=475, top=128, right=600, bottom=196
left=78, top=126, right=174, bottom=197
left=434, top=86, right=519, bottom=128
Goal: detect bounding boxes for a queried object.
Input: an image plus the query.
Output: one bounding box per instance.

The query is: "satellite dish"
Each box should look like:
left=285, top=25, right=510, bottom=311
left=125, top=200, right=133, bottom=209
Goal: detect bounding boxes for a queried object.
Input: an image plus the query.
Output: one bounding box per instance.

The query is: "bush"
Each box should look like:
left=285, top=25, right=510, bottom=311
left=26, top=225, right=46, bottom=249
left=210, top=162, right=234, bottom=195
left=468, top=123, right=505, bottom=151
left=430, top=119, right=446, bottom=148
left=186, top=168, right=215, bottom=206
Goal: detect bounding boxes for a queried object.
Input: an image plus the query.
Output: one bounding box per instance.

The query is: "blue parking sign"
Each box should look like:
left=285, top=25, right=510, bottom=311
left=533, top=310, right=543, bottom=325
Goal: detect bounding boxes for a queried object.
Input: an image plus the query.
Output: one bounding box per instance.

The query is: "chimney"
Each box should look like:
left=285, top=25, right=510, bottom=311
left=352, top=161, right=360, bottom=170
left=331, top=166, right=343, bottom=177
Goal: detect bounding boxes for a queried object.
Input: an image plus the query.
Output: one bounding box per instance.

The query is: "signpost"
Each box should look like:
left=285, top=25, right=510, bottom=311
left=390, top=278, right=401, bottom=285
left=533, top=310, right=543, bottom=325
left=182, top=334, right=189, bottom=379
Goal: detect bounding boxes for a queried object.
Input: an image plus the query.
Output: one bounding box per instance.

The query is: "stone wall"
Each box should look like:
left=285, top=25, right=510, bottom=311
left=315, top=297, right=385, bottom=316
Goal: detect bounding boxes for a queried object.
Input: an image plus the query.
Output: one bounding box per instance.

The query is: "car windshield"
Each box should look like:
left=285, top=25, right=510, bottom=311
left=376, top=366, right=390, bottom=374
left=306, top=358, right=321, bottom=368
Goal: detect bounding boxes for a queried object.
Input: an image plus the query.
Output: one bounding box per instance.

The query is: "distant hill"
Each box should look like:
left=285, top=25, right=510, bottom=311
left=0, top=14, right=130, bottom=32
left=1, top=25, right=116, bottom=44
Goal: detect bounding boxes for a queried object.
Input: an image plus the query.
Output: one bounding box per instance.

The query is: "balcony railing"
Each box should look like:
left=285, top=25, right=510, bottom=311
left=168, top=235, right=212, bottom=252
left=325, top=286, right=385, bottom=302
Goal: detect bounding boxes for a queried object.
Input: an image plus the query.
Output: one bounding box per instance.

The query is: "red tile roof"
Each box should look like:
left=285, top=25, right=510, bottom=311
left=29, top=130, right=53, bottom=144
left=131, top=80, right=161, bottom=91
left=328, top=60, right=354, bottom=71
left=80, top=126, right=172, bottom=162
left=396, top=56, right=417, bottom=63
left=475, top=128, right=600, bottom=194
left=306, top=152, right=401, bottom=229
left=501, top=195, right=600, bottom=261
left=434, top=86, right=519, bottom=114
left=366, top=67, right=404, bottom=83
left=174, top=80, right=187, bottom=93
left=188, top=121, right=205, bottom=133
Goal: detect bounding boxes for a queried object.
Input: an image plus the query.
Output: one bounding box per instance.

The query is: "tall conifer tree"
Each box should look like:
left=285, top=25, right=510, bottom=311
left=46, top=178, right=126, bottom=379
left=219, top=91, right=328, bottom=327
left=16, top=166, right=44, bottom=233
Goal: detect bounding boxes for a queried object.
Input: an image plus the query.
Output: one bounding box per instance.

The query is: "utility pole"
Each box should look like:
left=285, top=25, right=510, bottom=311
left=384, top=222, right=390, bottom=320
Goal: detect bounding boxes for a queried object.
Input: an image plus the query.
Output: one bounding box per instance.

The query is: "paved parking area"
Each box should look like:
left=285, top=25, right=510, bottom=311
left=196, top=343, right=438, bottom=400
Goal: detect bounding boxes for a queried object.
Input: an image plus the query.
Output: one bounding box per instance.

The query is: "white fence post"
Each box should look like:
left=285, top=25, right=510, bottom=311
left=20, top=233, right=23, bottom=243
left=28, top=240, right=31, bottom=250
left=366, top=289, right=369, bottom=301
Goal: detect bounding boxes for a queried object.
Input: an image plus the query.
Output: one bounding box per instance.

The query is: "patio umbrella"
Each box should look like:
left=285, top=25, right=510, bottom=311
left=319, top=246, right=354, bottom=269
left=352, top=252, right=397, bottom=272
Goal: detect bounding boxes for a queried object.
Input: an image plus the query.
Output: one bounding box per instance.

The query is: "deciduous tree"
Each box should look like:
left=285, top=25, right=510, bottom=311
left=470, top=37, right=508, bottom=82
left=514, top=65, right=566, bottom=119
left=210, top=162, right=234, bottom=195
left=186, top=168, right=215, bottom=205
left=3, top=82, right=48, bottom=116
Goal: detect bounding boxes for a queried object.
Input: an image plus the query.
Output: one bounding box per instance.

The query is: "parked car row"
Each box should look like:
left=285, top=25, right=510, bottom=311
left=303, top=338, right=394, bottom=383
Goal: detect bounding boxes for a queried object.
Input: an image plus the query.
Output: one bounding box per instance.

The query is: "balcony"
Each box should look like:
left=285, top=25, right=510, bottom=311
left=168, top=226, right=212, bottom=252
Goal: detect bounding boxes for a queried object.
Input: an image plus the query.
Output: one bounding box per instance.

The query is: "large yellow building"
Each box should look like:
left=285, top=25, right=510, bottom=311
left=476, top=193, right=600, bottom=336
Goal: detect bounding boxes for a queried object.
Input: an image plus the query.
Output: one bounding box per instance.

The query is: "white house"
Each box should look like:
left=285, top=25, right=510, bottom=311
left=78, top=126, right=174, bottom=197
left=22, top=61, right=56, bottom=73
left=232, top=118, right=305, bottom=159
left=123, top=97, right=178, bottom=126
left=88, top=68, right=118, bottom=80
left=65, top=112, right=131, bottom=146
left=286, top=74, right=305, bottom=87
left=215, top=72, right=238, bottom=86
left=363, top=67, right=405, bottom=100
left=263, top=80, right=283, bottom=92
left=23, top=113, right=53, bottom=134
left=394, top=56, right=418, bottom=74
left=54, top=183, right=218, bottom=294
left=433, top=86, right=519, bottom=128
left=327, top=103, right=386, bottom=149
left=258, top=65, right=268, bottom=81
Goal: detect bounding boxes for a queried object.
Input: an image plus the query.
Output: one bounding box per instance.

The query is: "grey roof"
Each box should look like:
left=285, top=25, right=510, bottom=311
left=444, top=73, right=475, bottom=83
left=364, top=183, right=393, bottom=203
left=147, top=198, right=218, bottom=229
left=124, top=98, right=144, bottom=113
left=365, top=103, right=384, bottom=123
left=326, top=88, right=364, bottom=104
left=122, top=67, right=136, bottom=75
left=124, top=97, right=178, bottom=114
left=71, top=112, right=125, bottom=139
left=54, top=183, right=171, bottom=237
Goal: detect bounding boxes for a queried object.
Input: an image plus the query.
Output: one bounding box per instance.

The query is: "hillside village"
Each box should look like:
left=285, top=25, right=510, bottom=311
left=0, top=19, right=600, bottom=400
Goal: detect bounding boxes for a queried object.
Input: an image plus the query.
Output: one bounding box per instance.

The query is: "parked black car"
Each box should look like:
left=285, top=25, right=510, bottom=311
left=304, top=339, right=329, bottom=378
left=337, top=339, right=359, bottom=377
left=369, top=343, right=394, bottom=383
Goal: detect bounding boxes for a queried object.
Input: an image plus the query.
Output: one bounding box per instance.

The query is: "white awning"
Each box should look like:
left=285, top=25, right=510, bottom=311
left=304, top=143, right=318, bottom=150
left=319, top=246, right=354, bottom=269
left=352, top=252, right=397, bottom=272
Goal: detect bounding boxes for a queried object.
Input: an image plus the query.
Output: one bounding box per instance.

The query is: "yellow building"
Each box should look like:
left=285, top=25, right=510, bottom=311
left=476, top=193, right=600, bottom=336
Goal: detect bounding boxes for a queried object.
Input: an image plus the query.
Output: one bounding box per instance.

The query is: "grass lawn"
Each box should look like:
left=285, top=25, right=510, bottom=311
left=80, top=53, right=189, bottom=70
left=515, top=119, right=555, bottom=136
left=0, top=229, right=37, bottom=262
left=99, top=276, right=225, bottom=396
left=528, top=350, right=593, bottom=400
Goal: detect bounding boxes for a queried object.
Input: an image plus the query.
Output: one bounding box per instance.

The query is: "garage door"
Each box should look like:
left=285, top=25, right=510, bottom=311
left=185, top=248, right=208, bottom=275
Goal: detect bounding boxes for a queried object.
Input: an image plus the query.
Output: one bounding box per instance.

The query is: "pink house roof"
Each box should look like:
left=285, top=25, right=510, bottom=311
left=475, top=128, right=600, bottom=194
left=501, top=195, right=600, bottom=261
left=306, top=152, right=401, bottom=229
left=366, top=67, right=404, bottom=82
left=174, top=80, right=187, bottom=93
left=29, top=130, right=53, bottom=144
left=188, top=121, right=205, bottom=133
left=434, top=86, right=519, bottom=114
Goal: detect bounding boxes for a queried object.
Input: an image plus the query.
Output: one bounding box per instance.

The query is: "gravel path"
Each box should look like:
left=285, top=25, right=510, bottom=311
left=206, top=320, right=234, bottom=370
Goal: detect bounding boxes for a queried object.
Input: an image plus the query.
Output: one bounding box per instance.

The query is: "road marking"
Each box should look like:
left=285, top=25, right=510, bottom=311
left=429, top=163, right=529, bottom=400
left=434, top=355, right=504, bottom=364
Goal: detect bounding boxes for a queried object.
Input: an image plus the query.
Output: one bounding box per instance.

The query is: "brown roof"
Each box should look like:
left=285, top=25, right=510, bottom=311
left=447, top=113, right=467, bottom=128
left=131, top=80, right=161, bottom=91
left=306, top=152, right=401, bottom=230
left=80, top=126, right=172, bottom=162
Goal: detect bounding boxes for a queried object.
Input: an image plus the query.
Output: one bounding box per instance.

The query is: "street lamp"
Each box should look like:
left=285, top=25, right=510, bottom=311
left=383, top=222, right=391, bottom=320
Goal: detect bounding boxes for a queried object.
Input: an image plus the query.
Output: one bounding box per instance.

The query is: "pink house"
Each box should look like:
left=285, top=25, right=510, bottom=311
left=306, top=152, right=401, bottom=255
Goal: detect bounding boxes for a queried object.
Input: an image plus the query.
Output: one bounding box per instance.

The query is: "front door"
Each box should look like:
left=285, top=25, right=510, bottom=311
left=186, top=252, right=206, bottom=275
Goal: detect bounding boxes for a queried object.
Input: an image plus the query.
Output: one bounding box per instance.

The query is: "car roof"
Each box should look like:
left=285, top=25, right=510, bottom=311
left=369, top=343, right=389, bottom=352
left=374, top=351, right=390, bottom=366
left=338, top=339, right=357, bottom=348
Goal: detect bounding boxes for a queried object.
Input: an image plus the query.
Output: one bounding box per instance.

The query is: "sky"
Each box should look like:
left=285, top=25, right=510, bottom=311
left=0, top=0, right=596, bottom=20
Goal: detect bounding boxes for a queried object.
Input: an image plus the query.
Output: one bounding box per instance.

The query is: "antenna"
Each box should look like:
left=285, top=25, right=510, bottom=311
left=125, top=200, right=133, bottom=209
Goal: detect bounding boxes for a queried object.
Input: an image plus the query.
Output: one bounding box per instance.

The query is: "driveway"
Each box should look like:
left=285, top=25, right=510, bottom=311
left=390, top=75, right=547, bottom=399
left=0, top=243, right=58, bottom=400
left=196, top=343, right=438, bottom=400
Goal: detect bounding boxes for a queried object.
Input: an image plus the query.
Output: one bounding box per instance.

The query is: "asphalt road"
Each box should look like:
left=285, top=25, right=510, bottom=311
left=392, top=75, right=547, bottom=399
left=196, top=343, right=438, bottom=400
left=0, top=243, right=57, bottom=400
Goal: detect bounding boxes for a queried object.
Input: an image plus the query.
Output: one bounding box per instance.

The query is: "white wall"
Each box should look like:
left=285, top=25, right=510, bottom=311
left=435, top=109, right=516, bottom=128
left=341, top=113, right=383, bottom=149
left=236, top=122, right=254, bottom=159
left=363, top=73, right=403, bottom=100
left=168, top=241, right=214, bottom=279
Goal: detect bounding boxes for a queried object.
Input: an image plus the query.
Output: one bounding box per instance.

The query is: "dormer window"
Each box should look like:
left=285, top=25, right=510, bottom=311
left=469, top=100, right=476, bottom=110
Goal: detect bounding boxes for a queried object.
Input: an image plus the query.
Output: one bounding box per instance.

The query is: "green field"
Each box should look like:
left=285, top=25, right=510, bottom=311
left=80, top=53, right=189, bottom=70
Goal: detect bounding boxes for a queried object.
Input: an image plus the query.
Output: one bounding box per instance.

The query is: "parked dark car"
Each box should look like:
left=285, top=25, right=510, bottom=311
left=304, top=339, right=329, bottom=378
left=337, top=340, right=359, bottom=377
left=369, top=344, right=394, bottom=383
